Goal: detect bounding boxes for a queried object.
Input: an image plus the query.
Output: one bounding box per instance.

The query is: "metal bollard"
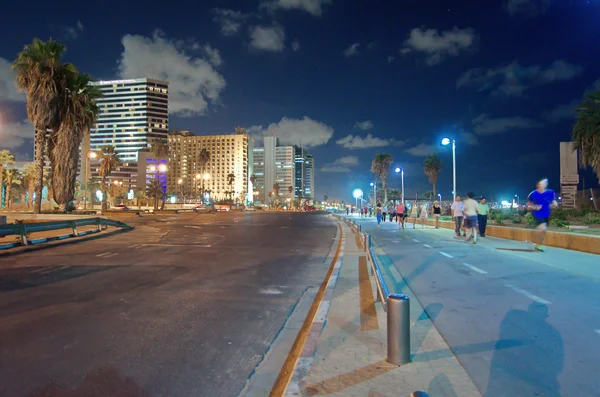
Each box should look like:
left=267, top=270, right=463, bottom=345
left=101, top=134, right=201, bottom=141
left=410, top=392, right=429, bottom=397
left=363, top=233, right=370, bottom=252
left=387, top=293, right=411, bottom=365
left=357, top=224, right=361, bottom=233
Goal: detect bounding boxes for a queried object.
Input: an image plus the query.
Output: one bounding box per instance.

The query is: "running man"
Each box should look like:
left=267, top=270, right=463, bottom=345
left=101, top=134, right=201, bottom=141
left=463, top=192, right=479, bottom=244
left=527, top=178, right=558, bottom=252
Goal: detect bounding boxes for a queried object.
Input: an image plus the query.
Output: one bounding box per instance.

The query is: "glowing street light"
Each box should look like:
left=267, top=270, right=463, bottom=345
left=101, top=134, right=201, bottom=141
left=394, top=167, right=405, bottom=203
left=370, top=182, right=376, bottom=205
left=353, top=188, right=363, bottom=210
left=441, top=137, right=457, bottom=201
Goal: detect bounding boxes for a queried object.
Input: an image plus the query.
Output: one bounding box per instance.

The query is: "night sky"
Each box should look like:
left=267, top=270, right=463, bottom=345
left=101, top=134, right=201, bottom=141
left=0, top=0, right=599, bottom=202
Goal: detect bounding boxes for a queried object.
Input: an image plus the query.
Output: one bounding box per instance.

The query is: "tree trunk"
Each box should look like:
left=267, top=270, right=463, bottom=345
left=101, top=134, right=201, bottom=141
left=0, top=166, right=3, bottom=209
left=33, top=129, right=45, bottom=214
left=382, top=176, right=388, bottom=204
left=101, top=177, right=108, bottom=210
left=153, top=197, right=159, bottom=210
left=433, top=183, right=437, bottom=198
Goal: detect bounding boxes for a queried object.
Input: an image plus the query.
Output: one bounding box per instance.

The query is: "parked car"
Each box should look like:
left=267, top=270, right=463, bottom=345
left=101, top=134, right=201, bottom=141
left=111, top=204, right=130, bottom=211
left=214, top=204, right=231, bottom=212
left=194, top=204, right=215, bottom=213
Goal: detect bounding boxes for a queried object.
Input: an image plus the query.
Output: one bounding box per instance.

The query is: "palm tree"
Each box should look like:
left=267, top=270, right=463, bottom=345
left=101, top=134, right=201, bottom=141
left=370, top=153, right=394, bottom=203
left=21, top=162, right=36, bottom=208
left=227, top=173, right=235, bottom=200
left=51, top=73, right=102, bottom=212
left=198, top=148, right=211, bottom=180
left=86, top=177, right=101, bottom=208
left=323, top=194, right=328, bottom=203
left=0, top=149, right=16, bottom=208
left=146, top=179, right=163, bottom=210
left=135, top=188, right=146, bottom=209
left=3, top=169, right=21, bottom=209
left=13, top=39, right=77, bottom=213
left=98, top=146, right=120, bottom=210
left=423, top=154, right=442, bottom=197
left=272, top=183, right=280, bottom=207
left=150, top=138, right=169, bottom=159
left=572, top=90, right=600, bottom=181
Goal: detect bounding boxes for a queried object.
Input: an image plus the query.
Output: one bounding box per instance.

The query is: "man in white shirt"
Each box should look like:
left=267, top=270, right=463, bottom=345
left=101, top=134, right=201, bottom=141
left=450, top=196, right=464, bottom=237
left=463, top=192, right=479, bottom=244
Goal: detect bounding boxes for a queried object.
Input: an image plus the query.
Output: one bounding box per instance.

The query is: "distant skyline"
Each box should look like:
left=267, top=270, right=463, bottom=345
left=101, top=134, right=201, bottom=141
left=1, top=0, right=599, bottom=202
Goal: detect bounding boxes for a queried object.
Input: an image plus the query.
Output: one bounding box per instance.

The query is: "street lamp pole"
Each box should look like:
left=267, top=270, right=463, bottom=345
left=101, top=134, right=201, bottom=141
left=394, top=167, right=405, bottom=203
left=441, top=138, right=457, bottom=201
left=85, top=151, right=97, bottom=210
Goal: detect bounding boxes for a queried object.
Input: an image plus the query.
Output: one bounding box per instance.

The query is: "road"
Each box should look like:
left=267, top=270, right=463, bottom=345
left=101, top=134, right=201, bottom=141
left=0, top=211, right=337, bottom=397
left=354, top=216, right=600, bottom=397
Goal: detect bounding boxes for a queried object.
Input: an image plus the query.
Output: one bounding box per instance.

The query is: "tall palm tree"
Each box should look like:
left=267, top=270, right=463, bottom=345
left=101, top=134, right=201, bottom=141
left=13, top=38, right=77, bottom=213
left=323, top=194, right=328, bottom=202
left=51, top=73, right=102, bottom=212
left=146, top=179, right=163, bottom=210
left=370, top=153, right=394, bottom=203
left=572, top=90, right=600, bottom=181
left=98, top=146, right=121, bottom=210
left=273, top=183, right=280, bottom=207
left=227, top=173, right=235, bottom=201
left=21, top=162, right=36, bottom=208
left=0, top=149, right=16, bottom=208
left=150, top=138, right=169, bottom=159
left=3, top=169, right=21, bottom=209
left=198, top=148, right=211, bottom=191
left=423, top=154, right=442, bottom=197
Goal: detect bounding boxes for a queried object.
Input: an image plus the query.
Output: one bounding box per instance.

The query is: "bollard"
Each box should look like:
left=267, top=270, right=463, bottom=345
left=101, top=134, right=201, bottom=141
left=387, top=293, right=410, bottom=365
left=410, top=392, right=429, bottom=397
left=363, top=233, right=370, bottom=252
left=357, top=224, right=361, bottom=233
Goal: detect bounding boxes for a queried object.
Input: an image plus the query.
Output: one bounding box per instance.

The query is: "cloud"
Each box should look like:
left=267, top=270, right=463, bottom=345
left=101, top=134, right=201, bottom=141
left=292, top=40, right=300, bottom=52
left=65, top=20, right=84, bottom=39
left=585, top=78, right=600, bottom=94
left=401, top=27, right=477, bottom=66
left=457, top=60, right=583, bottom=97
left=405, top=143, right=440, bottom=157
left=321, top=166, right=351, bottom=173
left=342, top=43, right=360, bottom=58
left=117, top=31, right=226, bottom=117
left=321, top=155, right=360, bottom=173
left=334, top=156, right=359, bottom=166
left=472, top=114, right=541, bottom=135
left=506, top=152, right=550, bottom=166
left=459, top=131, right=479, bottom=146
left=506, top=0, right=553, bottom=16
left=387, top=56, right=395, bottom=64
left=354, top=120, right=373, bottom=130
left=212, top=9, right=253, bottom=36
left=261, top=0, right=332, bottom=16
left=249, top=116, right=334, bottom=147
left=202, top=44, right=223, bottom=67
left=336, top=133, right=404, bottom=149
left=0, top=58, right=25, bottom=102
left=542, top=100, right=578, bottom=123
left=249, top=25, right=286, bottom=52
left=0, top=118, right=33, bottom=149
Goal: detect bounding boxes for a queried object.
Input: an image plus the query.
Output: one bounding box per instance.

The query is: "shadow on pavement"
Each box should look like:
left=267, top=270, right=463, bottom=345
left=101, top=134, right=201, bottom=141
left=428, top=373, right=458, bottom=397
left=485, top=302, right=563, bottom=397
left=0, top=266, right=117, bottom=293
left=305, top=360, right=395, bottom=396
left=24, top=366, right=150, bottom=397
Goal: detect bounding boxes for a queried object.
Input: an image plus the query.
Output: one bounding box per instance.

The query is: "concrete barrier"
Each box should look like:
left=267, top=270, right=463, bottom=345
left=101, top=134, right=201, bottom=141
left=423, top=219, right=600, bottom=255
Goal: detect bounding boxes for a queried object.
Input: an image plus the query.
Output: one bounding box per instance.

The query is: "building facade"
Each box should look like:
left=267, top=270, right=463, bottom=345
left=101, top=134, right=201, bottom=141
left=252, top=136, right=297, bottom=205
left=294, top=146, right=315, bottom=200
left=167, top=130, right=253, bottom=203
left=85, top=78, right=169, bottom=190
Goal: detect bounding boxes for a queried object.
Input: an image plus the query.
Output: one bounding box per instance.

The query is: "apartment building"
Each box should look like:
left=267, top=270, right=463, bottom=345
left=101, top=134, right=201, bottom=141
left=253, top=136, right=297, bottom=205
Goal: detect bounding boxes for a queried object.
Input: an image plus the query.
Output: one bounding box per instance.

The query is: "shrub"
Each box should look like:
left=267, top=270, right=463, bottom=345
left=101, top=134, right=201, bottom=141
left=525, top=212, right=537, bottom=227
left=512, top=215, right=522, bottom=224
left=583, top=213, right=600, bottom=225
left=550, top=218, right=569, bottom=228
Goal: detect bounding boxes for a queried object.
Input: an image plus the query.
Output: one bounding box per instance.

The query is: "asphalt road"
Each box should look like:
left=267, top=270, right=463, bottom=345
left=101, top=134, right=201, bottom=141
left=354, top=216, right=600, bottom=397
left=0, top=211, right=337, bottom=397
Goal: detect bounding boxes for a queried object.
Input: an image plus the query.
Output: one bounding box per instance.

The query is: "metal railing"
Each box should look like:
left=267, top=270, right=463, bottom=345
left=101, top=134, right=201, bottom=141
left=0, top=217, right=133, bottom=250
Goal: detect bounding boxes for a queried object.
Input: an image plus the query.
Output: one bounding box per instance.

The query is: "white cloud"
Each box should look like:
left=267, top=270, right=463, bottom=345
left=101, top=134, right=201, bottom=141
left=261, top=0, right=332, bottom=16
left=405, top=143, right=440, bottom=157
left=117, top=31, right=226, bottom=117
left=321, top=165, right=351, bottom=173
left=506, top=0, right=553, bottom=16
left=354, top=120, right=373, bottom=130
left=65, top=20, right=84, bottom=39
left=0, top=119, right=33, bottom=149
left=336, top=133, right=404, bottom=149
left=321, top=155, right=359, bottom=173
left=249, top=26, right=286, bottom=52
left=0, top=58, right=25, bottom=102
left=387, top=56, right=395, bottom=64
left=342, top=43, right=360, bottom=58
left=249, top=116, right=334, bottom=147
left=203, top=44, right=223, bottom=67
left=542, top=100, right=578, bottom=123
left=333, top=156, right=359, bottom=166
left=401, top=27, right=477, bottom=66
left=292, top=40, right=300, bottom=52
left=212, top=9, right=253, bottom=36
left=472, top=114, right=541, bottom=135
left=457, top=60, right=583, bottom=97
left=459, top=131, right=479, bottom=146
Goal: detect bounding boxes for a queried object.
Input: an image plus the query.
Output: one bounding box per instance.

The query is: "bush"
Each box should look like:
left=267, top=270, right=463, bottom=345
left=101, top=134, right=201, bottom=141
left=550, top=218, right=569, bottom=228
left=525, top=212, right=537, bottom=227
left=495, top=212, right=505, bottom=225
left=583, top=213, right=600, bottom=225
left=512, top=215, right=522, bottom=224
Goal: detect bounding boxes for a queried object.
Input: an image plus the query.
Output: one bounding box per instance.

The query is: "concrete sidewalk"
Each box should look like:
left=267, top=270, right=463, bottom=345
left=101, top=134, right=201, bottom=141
left=300, top=219, right=481, bottom=396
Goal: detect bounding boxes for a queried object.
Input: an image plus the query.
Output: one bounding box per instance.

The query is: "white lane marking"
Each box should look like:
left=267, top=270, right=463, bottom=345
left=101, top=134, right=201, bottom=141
left=412, top=239, right=420, bottom=243
left=104, top=253, right=119, bottom=258
left=128, top=244, right=144, bottom=248
left=505, top=284, right=551, bottom=305
left=439, top=252, right=453, bottom=258
left=423, top=244, right=432, bottom=248
left=96, top=252, right=111, bottom=257
left=38, top=265, right=68, bottom=274
left=463, top=263, right=487, bottom=274
left=259, top=288, right=283, bottom=295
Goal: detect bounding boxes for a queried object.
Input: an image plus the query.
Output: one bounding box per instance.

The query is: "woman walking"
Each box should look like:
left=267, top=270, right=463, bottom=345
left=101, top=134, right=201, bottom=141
left=387, top=202, right=395, bottom=222
left=419, top=202, right=428, bottom=228
left=396, top=201, right=405, bottom=230
left=376, top=203, right=383, bottom=228
left=433, top=201, right=441, bottom=228
left=410, top=201, right=419, bottom=229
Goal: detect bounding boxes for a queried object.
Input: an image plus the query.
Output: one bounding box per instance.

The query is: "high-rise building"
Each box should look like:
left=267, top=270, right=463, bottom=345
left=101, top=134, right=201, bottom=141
left=305, top=154, right=315, bottom=200
left=85, top=78, right=169, bottom=189
left=167, top=130, right=253, bottom=203
left=252, top=136, right=296, bottom=205
left=293, top=146, right=315, bottom=200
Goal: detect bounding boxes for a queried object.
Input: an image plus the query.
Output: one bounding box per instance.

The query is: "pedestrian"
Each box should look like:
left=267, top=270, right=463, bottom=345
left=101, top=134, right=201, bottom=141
left=433, top=201, right=441, bottom=228
left=376, top=203, right=383, bottom=227
left=527, top=178, right=558, bottom=252
left=396, top=201, right=405, bottom=230
left=382, top=204, right=387, bottom=222
left=418, top=201, right=428, bottom=228
left=463, top=192, right=479, bottom=244
left=451, top=195, right=464, bottom=237
left=346, top=206, right=349, bottom=216
left=410, top=201, right=419, bottom=229
left=478, top=197, right=489, bottom=237
left=369, top=206, right=373, bottom=217
left=364, top=205, right=368, bottom=218
left=387, top=202, right=395, bottom=222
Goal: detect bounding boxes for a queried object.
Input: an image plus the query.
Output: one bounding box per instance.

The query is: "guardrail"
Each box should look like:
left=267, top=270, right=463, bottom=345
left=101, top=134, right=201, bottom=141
left=0, top=217, right=133, bottom=250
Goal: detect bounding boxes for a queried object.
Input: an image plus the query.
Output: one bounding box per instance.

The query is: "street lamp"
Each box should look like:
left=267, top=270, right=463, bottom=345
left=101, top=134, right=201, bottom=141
left=438, top=193, right=442, bottom=202
left=394, top=167, right=405, bottom=203
left=85, top=151, right=97, bottom=209
left=353, top=188, right=363, bottom=211
left=441, top=137, right=456, bottom=201
left=370, top=182, right=376, bottom=205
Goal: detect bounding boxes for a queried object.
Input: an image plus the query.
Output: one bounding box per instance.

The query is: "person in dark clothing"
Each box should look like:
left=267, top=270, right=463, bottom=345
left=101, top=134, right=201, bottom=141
left=433, top=201, right=441, bottom=228
left=478, top=197, right=489, bottom=237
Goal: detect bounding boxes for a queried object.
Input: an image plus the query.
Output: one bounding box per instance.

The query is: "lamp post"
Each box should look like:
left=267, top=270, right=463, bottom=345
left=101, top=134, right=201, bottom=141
left=438, top=193, right=442, bottom=203
left=370, top=182, right=376, bottom=205
left=441, top=137, right=456, bottom=201
left=203, top=173, right=210, bottom=203
left=353, top=188, right=363, bottom=212
left=394, top=167, right=405, bottom=203
left=85, top=151, right=97, bottom=209
left=515, top=194, right=519, bottom=208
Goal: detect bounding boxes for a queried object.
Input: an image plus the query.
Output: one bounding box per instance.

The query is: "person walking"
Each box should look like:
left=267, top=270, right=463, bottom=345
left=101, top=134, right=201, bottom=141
left=409, top=201, right=419, bottom=229
left=463, top=192, right=479, bottom=244
left=478, top=197, right=489, bottom=237
left=364, top=205, right=368, bottom=218
left=376, top=203, right=383, bottom=228
left=346, top=206, right=350, bottom=216
left=382, top=204, right=388, bottom=222
left=387, top=202, right=395, bottom=222
left=433, top=201, right=441, bottom=228
left=419, top=201, right=428, bottom=228
left=396, top=201, right=406, bottom=230
left=451, top=196, right=464, bottom=237
left=527, top=178, right=557, bottom=252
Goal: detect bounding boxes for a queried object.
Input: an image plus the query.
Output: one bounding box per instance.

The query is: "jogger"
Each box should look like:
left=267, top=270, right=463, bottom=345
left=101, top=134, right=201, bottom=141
left=527, top=178, right=557, bottom=252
